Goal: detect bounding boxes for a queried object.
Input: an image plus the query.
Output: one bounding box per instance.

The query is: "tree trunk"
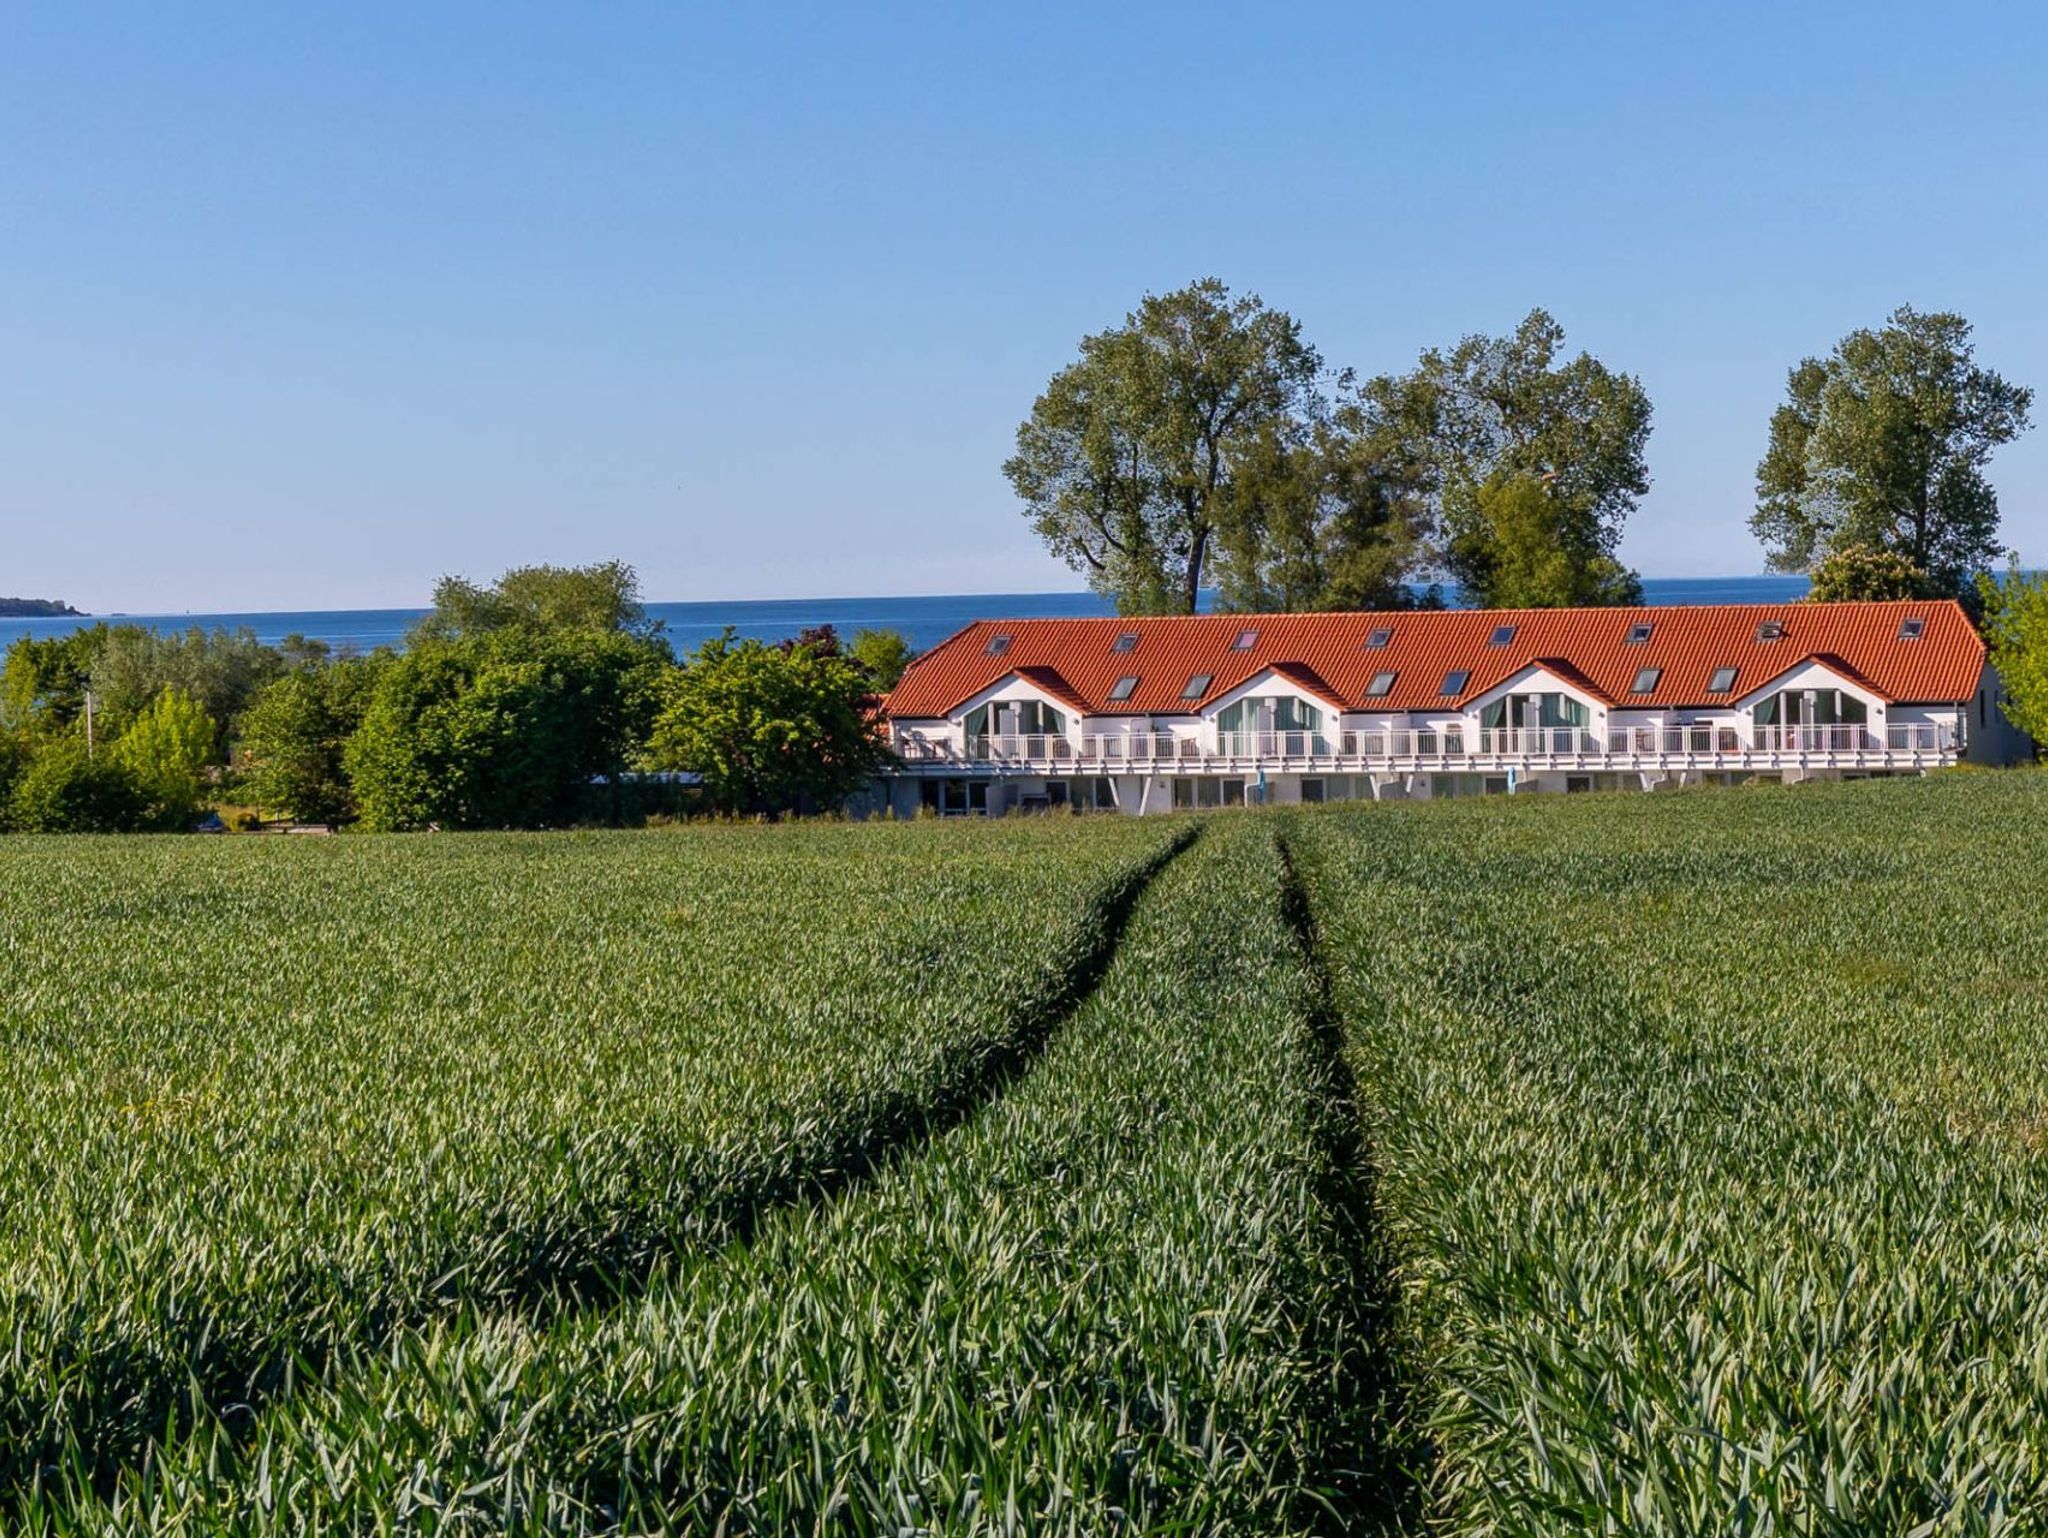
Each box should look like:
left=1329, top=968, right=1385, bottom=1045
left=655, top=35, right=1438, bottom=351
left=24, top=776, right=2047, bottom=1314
left=1183, top=523, right=1209, bottom=615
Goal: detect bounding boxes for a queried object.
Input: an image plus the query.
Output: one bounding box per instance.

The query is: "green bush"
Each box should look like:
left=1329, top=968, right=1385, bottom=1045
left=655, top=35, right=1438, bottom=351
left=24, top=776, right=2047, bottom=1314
left=344, top=631, right=665, bottom=830
left=5, top=738, right=149, bottom=832
left=110, top=687, right=216, bottom=830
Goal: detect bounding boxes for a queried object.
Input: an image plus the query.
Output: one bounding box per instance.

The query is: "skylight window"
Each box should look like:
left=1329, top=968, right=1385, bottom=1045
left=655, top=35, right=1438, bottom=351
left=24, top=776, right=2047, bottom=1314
left=1181, top=673, right=1213, bottom=701
left=1489, top=625, right=1516, bottom=647
left=1112, top=631, right=1139, bottom=653
left=1899, top=616, right=1926, bottom=640
left=1631, top=667, right=1663, bottom=694
left=1365, top=627, right=1393, bottom=650
left=1366, top=670, right=1397, bottom=697
left=1626, top=622, right=1654, bottom=644
left=1441, top=669, right=1471, bottom=696
left=1757, top=620, right=1785, bottom=642
left=985, top=633, right=1013, bottom=656
left=1707, top=666, right=1739, bottom=693
left=1109, top=675, right=1139, bottom=701
left=1232, top=629, right=1259, bottom=650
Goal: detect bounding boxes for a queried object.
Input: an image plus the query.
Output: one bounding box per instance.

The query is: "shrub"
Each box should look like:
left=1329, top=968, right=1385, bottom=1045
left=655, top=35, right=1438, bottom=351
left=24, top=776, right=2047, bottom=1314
left=6, top=739, right=149, bottom=832
left=110, top=688, right=216, bottom=829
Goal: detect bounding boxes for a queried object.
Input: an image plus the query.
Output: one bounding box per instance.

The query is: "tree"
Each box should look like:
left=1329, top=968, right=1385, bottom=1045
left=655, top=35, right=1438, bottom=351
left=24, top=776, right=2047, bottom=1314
left=1005, top=279, right=1334, bottom=615
left=1, top=625, right=108, bottom=735
left=89, top=625, right=284, bottom=748
left=413, top=560, right=660, bottom=642
left=238, top=656, right=385, bottom=824
left=644, top=631, right=889, bottom=816
left=0, top=731, right=25, bottom=817
left=1979, top=568, right=2048, bottom=748
left=111, top=688, right=217, bottom=829
left=1455, top=472, right=1643, bottom=609
left=1803, top=545, right=1931, bottom=604
left=5, top=739, right=148, bottom=833
left=1753, top=306, right=2033, bottom=606
left=1358, top=309, right=1651, bottom=606
left=848, top=628, right=916, bottom=690
left=345, top=631, right=664, bottom=831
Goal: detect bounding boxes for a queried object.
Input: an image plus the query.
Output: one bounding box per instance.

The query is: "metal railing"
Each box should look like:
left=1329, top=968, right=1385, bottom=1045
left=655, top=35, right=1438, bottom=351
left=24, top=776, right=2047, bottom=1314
left=894, top=719, right=1960, bottom=769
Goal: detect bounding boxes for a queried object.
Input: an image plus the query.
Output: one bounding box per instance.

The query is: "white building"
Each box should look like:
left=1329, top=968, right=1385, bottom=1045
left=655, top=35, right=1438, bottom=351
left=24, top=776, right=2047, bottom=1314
left=871, top=600, right=2027, bottom=815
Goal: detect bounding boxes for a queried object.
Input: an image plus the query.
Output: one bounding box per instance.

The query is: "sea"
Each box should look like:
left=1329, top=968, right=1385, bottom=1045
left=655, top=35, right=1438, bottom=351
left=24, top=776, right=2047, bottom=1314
left=3, top=576, right=1813, bottom=655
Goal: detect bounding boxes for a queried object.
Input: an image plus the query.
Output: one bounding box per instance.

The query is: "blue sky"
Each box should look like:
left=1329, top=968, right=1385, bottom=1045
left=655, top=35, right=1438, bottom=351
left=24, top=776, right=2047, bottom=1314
left=3, top=2, right=2044, bottom=612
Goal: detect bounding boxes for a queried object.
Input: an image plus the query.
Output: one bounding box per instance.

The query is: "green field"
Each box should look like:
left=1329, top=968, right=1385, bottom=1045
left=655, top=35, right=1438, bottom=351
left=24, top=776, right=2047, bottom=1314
left=3, top=774, right=2047, bottom=1533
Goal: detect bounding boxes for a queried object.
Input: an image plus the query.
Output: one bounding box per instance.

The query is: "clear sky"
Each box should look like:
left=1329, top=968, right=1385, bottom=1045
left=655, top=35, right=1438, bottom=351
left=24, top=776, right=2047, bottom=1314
left=3, top=2, right=2044, bottom=612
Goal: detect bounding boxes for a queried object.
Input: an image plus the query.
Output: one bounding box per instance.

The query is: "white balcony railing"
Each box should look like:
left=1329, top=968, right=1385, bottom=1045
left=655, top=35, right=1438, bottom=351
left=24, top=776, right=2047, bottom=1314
left=892, top=720, right=1960, bottom=770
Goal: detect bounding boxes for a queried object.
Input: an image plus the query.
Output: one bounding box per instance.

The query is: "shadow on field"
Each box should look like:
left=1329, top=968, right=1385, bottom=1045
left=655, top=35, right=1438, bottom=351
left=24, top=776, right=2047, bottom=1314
left=1276, top=829, right=1429, bottom=1536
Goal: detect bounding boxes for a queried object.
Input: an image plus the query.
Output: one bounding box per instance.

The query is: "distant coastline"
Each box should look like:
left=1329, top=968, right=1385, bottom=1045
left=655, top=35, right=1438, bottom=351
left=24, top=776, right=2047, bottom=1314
left=0, top=577, right=1814, bottom=653
left=0, top=597, right=84, bottom=617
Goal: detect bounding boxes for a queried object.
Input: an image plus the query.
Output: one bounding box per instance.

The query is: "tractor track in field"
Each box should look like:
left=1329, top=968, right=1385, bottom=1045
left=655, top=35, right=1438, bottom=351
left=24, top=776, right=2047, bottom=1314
left=1276, top=827, right=1428, bottom=1535
left=21, top=823, right=1207, bottom=1508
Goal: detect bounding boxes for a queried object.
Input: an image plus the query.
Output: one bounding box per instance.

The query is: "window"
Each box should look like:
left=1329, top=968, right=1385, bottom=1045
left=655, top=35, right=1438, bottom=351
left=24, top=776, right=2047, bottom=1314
left=1489, top=625, right=1516, bottom=647
left=1899, top=616, right=1926, bottom=640
left=1707, top=666, right=1739, bottom=693
left=1441, top=669, right=1471, bottom=696
left=1300, top=778, right=1326, bottom=804
left=1365, top=670, right=1397, bottom=697
left=1109, top=675, right=1139, bottom=701
left=1631, top=667, right=1662, bottom=694
left=1221, top=778, right=1245, bottom=806
left=1626, top=622, right=1654, bottom=644
left=1757, top=620, right=1785, bottom=642
left=1181, top=673, right=1213, bottom=700
left=1366, top=627, right=1393, bottom=649
left=1112, top=631, right=1139, bottom=653
left=985, top=633, right=1013, bottom=655
left=1231, top=628, right=1259, bottom=650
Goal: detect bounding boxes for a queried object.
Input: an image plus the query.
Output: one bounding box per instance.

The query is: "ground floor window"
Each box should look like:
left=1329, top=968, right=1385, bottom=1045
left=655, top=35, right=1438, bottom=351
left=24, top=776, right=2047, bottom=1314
left=1566, top=775, right=1593, bottom=794
left=1221, top=778, right=1245, bottom=806
left=1483, top=776, right=1510, bottom=796
left=1172, top=777, right=1195, bottom=809
left=922, top=779, right=990, bottom=816
left=1300, top=778, right=1325, bottom=804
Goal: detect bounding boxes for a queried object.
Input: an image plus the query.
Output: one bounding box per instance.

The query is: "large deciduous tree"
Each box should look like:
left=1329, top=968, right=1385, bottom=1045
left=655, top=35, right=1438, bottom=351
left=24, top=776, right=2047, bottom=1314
left=1356, top=309, right=1651, bottom=607
left=643, top=631, right=889, bottom=817
left=345, top=631, right=666, bottom=831
left=1752, top=306, right=2033, bottom=606
left=413, top=560, right=660, bottom=643
left=1005, top=280, right=1334, bottom=615
left=238, top=655, right=387, bottom=825
left=111, top=688, right=217, bottom=830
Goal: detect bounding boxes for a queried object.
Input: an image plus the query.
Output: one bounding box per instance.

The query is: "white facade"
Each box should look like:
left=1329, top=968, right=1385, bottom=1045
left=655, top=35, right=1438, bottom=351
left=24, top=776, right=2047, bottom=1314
left=878, top=658, right=2000, bottom=817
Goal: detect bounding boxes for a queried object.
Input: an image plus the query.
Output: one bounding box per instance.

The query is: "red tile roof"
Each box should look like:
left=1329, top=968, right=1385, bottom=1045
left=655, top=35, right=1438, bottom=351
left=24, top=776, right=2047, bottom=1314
left=884, top=600, right=1984, bottom=719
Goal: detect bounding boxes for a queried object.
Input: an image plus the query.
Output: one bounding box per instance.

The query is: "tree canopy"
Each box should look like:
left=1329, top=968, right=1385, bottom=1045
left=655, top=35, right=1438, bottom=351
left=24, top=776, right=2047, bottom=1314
left=848, top=628, right=916, bottom=691
left=1752, top=306, right=2033, bottom=606
left=1802, top=545, right=1931, bottom=604
left=1005, top=279, right=1333, bottom=615
left=1009, top=289, right=1653, bottom=614
left=413, top=561, right=661, bottom=642
left=345, top=629, right=666, bottom=832
left=643, top=630, right=888, bottom=816
left=1355, top=309, right=1651, bottom=607
left=111, top=688, right=217, bottom=830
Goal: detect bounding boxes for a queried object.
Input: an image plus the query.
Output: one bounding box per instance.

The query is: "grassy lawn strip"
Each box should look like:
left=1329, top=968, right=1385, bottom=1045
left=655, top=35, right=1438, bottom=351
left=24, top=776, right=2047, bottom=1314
left=1291, top=777, right=2048, bottom=1536
left=33, top=817, right=1403, bottom=1535
left=0, top=819, right=1181, bottom=1490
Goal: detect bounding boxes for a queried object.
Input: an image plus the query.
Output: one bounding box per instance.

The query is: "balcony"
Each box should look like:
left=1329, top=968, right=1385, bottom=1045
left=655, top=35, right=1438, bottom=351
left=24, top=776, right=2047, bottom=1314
left=890, top=722, right=1960, bottom=775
